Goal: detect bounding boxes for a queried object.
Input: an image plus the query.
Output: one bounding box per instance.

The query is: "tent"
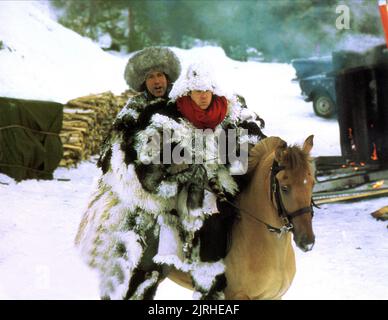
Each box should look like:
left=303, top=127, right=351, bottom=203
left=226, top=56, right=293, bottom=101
left=0, top=97, right=63, bottom=181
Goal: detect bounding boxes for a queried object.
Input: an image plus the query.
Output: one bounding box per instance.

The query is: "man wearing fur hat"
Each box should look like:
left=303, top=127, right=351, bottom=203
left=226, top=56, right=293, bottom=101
left=121, top=62, right=266, bottom=299
left=97, top=46, right=181, bottom=172
left=75, top=52, right=265, bottom=300
left=75, top=46, right=183, bottom=300
left=124, top=46, right=180, bottom=99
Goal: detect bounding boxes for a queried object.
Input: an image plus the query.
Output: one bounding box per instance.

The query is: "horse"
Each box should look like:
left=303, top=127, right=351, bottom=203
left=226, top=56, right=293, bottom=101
left=168, top=135, right=316, bottom=299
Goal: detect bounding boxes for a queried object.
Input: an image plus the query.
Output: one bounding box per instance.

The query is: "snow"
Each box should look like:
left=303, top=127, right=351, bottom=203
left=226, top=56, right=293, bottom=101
left=0, top=1, right=387, bottom=300
left=0, top=1, right=127, bottom=103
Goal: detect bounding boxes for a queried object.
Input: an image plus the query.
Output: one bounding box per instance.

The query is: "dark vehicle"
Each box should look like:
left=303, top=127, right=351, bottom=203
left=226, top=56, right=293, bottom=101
left=291, top=56, right=332, bottom=79
left=292, top=56, right=337, bottom=118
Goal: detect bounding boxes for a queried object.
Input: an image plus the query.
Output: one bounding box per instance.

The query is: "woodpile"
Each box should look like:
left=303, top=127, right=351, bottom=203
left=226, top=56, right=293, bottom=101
left=59, top=90, right=136, bottom=167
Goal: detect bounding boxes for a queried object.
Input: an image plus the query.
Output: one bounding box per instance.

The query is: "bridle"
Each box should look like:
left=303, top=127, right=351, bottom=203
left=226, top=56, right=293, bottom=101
left=268, top=160, right=318, bottom=235
left=232, top=159, right=318, bottom=237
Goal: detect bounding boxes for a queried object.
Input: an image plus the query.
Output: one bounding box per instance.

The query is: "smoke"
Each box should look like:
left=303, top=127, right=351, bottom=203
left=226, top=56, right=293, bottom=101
left=52, top=0, right=386, bottom=62
left=182, top=0, right=386, bottom=61
left=336, top=34, right=385, bottom=53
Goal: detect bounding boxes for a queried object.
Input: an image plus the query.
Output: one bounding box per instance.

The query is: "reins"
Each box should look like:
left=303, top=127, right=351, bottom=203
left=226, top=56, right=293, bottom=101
left=203, top=185, right=293, bottom=236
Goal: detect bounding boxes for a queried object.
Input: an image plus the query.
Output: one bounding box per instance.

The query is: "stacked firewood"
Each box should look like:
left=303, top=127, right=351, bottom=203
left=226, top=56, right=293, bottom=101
left=59, top=90, right=135, bottom=167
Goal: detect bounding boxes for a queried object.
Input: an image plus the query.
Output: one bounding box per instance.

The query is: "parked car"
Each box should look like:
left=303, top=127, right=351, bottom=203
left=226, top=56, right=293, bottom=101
left=291, top=56, right=337, bottom=118
left=291, top=56, right=332, bottom=80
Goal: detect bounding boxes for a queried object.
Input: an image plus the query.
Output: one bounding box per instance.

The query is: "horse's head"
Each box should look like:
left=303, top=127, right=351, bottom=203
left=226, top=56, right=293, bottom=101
left=273, top=135, right=315, bottom=252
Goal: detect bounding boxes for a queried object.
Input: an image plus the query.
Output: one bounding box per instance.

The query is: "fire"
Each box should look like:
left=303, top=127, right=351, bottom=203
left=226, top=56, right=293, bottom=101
left=348, top=128, right=353, bottom=139
left=371, top=143, right=378, bottom=161
left=348, top=128, right=356, bottom=151
left=372, top=180, right=384, bottom=189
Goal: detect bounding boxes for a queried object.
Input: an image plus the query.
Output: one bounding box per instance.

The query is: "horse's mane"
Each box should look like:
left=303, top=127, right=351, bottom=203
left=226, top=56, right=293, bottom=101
left=247, top=136, right=285, bottom=173
left=248, top=137, right=311, bottom=174
left=281, top=145, right=312, bottom=181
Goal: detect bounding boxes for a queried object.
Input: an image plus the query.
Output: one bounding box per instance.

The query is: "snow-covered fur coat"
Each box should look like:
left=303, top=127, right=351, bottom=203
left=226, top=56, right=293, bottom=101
left=75, top=92, right=265, bottom=299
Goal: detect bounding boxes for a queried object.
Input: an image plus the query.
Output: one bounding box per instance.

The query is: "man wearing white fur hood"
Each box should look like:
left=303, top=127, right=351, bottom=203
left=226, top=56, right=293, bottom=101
left=75, top=55, right=266, bottom=300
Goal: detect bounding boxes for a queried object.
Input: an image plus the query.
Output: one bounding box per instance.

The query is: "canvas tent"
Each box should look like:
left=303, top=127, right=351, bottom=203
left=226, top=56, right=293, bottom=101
left=0, top=97, right=63, bottom=181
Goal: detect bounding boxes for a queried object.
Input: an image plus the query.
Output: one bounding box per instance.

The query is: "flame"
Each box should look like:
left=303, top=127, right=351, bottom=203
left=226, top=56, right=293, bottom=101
left=371, top=143, right=378, bottom=161
left=348, top=128, right=353, bottom=139
left=348, top=128, right=356, bottom=151
left=372, top=180, right=384, bottom=189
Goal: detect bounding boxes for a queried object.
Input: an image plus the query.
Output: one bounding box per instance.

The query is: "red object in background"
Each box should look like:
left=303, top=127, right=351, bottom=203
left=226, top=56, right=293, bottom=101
left=379, top=0, right=388, bottom=48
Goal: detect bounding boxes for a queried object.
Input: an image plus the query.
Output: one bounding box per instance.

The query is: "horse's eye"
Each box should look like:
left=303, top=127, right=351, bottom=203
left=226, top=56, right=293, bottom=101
left=281, top=185, right=289, bottom=193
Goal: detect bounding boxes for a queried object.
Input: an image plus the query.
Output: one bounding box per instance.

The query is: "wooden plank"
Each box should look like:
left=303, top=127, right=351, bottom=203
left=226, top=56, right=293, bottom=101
left=313, top=156, right=381, bottom=176
left=313, top=188, right=388, bottom=205
left=314, top=156, right=346, bottom=168
left=314, top=169, right=388, bottom=193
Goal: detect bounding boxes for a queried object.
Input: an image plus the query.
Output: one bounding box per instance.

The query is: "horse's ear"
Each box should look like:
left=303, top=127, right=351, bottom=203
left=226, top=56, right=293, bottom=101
left=274, top=140, right=287, bottom=162
left=303, top=135, right=314, bottom=154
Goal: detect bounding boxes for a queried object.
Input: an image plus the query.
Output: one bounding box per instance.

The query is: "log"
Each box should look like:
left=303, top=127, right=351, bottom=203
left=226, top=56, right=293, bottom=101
left=59, top=90, right=136, bottom=167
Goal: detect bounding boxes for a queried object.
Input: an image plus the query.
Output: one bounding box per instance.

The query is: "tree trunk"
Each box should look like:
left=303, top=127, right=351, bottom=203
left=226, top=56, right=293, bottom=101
left=127, top=5, right=136, bottom=52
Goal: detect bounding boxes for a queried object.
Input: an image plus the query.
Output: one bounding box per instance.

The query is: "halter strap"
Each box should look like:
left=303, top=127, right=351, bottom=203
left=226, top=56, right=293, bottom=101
left=270, top=160, right=314, bottom=221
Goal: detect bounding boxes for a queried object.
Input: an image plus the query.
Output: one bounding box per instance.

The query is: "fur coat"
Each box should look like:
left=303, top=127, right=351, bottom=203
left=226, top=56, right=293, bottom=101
left=75, top=93, right=265, bottom=299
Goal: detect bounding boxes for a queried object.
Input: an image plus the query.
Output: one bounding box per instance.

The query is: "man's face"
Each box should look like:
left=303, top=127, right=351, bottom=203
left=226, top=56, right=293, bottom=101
left=190, top=90, right=213, bottom=110
left=145, top=71, right=168, bottom=97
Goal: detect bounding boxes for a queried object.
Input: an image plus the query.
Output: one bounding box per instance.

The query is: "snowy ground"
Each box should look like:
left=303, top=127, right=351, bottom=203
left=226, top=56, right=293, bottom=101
left=0, top=1, right=387, bottom=300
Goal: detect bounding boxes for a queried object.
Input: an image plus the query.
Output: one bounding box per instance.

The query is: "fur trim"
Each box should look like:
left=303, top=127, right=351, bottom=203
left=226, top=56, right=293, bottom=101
left=116, top=103, right=139, bottom=122
left=190, top=260, right=226, bottom=292
left=192, top=290, right=225, bottom=300
left=157, top=181, right=178, bottom=198
left=153, top=254, right=192, bottom=273
left=99, top=231, right=143, bottom=300
left=131, top=271, right=160, bottom=300
left=104, top=142, right=174, bottom=213
left=216, top=167, right=239, bottom=195
left=124, top=47, right=181, bottom=91
left=156, top=221, right=184, bottom=260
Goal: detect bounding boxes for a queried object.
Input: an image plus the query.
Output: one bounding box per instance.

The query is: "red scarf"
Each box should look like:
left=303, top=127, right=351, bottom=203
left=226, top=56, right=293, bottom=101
left=176, top=95, right=228, bottom=130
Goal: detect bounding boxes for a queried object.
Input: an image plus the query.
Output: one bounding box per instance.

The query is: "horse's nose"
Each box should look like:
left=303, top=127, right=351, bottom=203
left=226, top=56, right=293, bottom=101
left=297, top=234, right=315, bottom=252
left=303, top=242, right=315, bottom=252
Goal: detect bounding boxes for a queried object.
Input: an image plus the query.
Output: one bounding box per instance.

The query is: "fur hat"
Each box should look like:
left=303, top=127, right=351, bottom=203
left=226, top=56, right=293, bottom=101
left=169, top=62, right=227, bottom=100
left=124, top=47, right=181, bottom=91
